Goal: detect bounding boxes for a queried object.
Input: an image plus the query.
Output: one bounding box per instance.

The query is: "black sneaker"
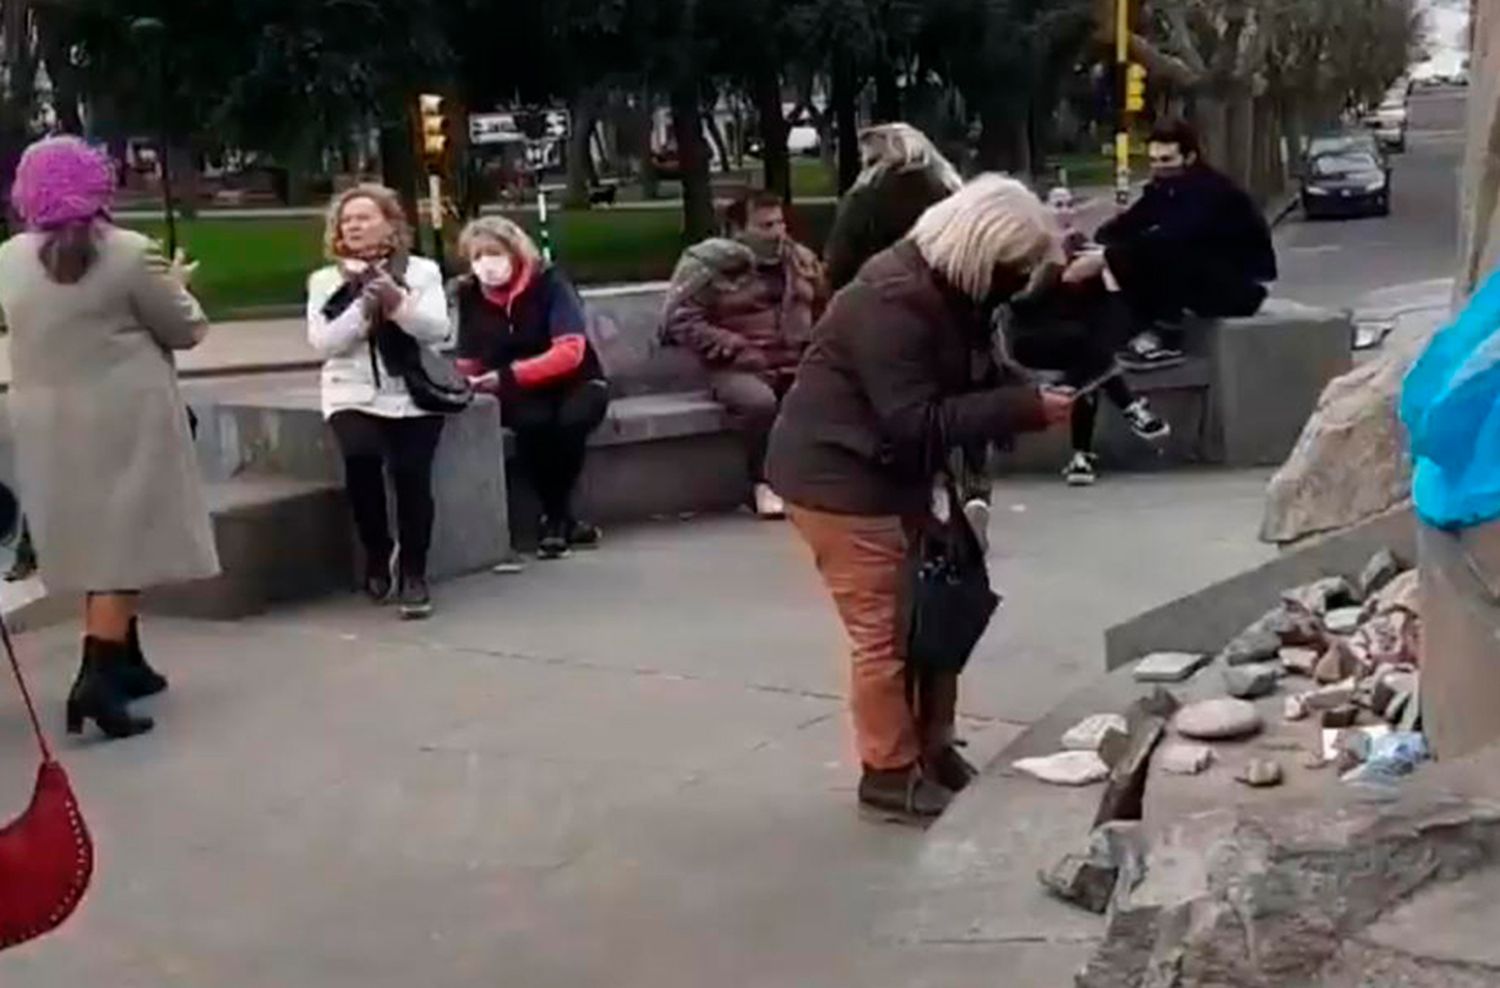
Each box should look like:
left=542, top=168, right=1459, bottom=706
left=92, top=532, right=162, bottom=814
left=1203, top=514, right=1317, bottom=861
left=363, top=551, right=394, bottom=604
left=1123, top=398, right=1172, bottom=443
left=397, top=575, right=433, bottom=620
left=537, top=518, right=570, bottom=561
left=1118, top=331, right=1185, bottom=371
left=566, top=520, right=602, bottom=550
left=1064, top=452, right=1098, bottom=487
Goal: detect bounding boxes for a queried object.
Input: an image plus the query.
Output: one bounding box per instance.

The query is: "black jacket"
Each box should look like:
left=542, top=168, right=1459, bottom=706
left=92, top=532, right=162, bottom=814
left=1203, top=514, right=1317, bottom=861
left=1097, top=165, right=1278, bottom=283
left=824, top=169, right=955, bottom=291
left=767, top=242, right=1046, bottom=517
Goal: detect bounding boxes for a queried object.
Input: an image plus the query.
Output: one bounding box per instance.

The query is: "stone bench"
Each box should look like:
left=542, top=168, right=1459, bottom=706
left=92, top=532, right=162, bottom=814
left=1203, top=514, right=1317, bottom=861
left=182, top=380, right=511, bottom=615
left=995, top=299, right=1354, bottom=472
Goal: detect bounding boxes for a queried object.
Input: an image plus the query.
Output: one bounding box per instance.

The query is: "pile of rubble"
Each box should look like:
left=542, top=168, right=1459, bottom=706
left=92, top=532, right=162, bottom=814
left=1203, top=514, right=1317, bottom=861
left=1028, top=548, right=1430, bottom=918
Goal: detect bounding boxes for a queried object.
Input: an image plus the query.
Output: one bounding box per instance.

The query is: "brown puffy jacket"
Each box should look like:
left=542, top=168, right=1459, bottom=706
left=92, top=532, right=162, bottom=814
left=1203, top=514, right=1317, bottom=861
left=767, top=242, right=1047, bottom=517
left=660, top=237, right=828, bottom=376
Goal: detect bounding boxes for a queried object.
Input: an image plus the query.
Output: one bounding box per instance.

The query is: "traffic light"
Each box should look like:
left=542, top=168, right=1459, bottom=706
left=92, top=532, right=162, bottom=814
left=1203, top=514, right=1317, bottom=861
left=418, top=93, right=448, bottom=165
left=1125, top=63, right=1147, bottom=113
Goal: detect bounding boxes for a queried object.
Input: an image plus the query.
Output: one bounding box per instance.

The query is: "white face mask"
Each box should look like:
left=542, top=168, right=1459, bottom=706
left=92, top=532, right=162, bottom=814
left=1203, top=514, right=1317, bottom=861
left=472, top=254, right=514, bottom=288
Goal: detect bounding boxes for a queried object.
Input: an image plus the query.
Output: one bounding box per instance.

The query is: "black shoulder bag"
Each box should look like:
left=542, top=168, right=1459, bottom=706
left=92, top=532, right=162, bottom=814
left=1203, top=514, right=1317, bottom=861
left=321, top=263, right=473, bottom=415
left=899, top=409, right=1001, bottom=675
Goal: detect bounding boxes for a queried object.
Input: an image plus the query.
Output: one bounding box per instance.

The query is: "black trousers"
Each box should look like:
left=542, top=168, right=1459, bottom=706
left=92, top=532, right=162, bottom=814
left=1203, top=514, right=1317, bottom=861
left=504, top=379, right=609, bottom=522
left=1104, top=240, right=1268, bottom=326
left=1009, top=284, right=1138, bottom=455
left=329, top=411, right=446, bottom=579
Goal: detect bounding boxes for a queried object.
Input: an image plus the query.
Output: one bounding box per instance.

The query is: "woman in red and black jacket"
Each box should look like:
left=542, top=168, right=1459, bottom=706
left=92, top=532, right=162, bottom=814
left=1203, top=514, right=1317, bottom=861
left=453, top=217, right=609, bottom=560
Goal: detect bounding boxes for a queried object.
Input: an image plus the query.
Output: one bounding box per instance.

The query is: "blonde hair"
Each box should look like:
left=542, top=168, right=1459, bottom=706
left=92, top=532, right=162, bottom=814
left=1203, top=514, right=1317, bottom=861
left=854, top=123, right=963, bottom=193
left=457, top=215, right=543, bottom=268
left=908, top=174, right=1059, bottom=301
left=323, top=183, right=412, bottom=260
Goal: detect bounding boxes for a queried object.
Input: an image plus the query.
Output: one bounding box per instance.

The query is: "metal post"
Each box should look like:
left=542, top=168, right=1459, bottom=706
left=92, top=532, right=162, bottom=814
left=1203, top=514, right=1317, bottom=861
left=427, top=172, right=446, bottom=273
left=1114, top=0, right=1132, bottom=207
left=536, top=184, right=553, bottom=263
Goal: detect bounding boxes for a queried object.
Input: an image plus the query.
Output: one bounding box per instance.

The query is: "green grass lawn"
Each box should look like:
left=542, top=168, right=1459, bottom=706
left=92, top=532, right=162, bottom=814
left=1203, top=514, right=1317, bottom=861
left=126, top=199, right=837, bottom=319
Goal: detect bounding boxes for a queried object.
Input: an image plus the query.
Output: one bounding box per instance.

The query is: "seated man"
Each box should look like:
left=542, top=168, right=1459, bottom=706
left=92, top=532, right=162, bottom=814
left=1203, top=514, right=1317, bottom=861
left=1084, top=119, right=1278, bottom=370
left=661, top=191, right=827, bottom=518
left=1004, top=186, right=1170, bottom=488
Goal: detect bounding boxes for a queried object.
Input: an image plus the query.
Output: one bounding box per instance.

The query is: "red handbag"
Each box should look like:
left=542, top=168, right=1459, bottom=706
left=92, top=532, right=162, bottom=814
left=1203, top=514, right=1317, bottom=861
left=0, top=615, right=93, bottom=951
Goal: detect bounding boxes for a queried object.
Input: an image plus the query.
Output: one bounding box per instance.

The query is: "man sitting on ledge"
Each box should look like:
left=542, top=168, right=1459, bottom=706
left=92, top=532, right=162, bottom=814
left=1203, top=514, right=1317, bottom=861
left=661, top=191, right=827, bottom=519
left=1077, top=118, right=1278, bottom=370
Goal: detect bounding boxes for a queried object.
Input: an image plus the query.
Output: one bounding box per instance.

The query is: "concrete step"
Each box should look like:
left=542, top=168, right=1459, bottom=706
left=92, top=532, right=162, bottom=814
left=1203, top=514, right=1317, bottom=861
left=147, top=476, right=353, bottom=620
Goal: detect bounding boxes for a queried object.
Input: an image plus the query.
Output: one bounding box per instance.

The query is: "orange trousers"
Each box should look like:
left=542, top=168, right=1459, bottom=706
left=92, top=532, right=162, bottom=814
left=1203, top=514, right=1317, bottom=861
left=789, top=505, right=957, bottom=771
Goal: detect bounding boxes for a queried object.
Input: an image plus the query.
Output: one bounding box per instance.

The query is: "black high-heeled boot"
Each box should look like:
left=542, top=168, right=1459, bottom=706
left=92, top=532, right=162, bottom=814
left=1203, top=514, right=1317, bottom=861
left=115, top=618, right=168, bottom=700
left=66, top=638, right=155, bottom=740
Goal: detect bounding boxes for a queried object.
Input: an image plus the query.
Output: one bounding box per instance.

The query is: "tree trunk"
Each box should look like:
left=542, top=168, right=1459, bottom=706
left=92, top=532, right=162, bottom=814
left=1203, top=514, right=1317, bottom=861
left=1224, top=89, right=1255, bottom=194
left=874, top=60, right=900, bottom=122
left=976, top=102, right=1027, bottom=173
left=832, top=49, right=861, bottom=194
left=377, top=109, right=421, bottom=227
left=753, top=61, right=791, bottom=202
left=670, top=80, right=714, bottom=242
left=565, top=89, right=601, bottom=209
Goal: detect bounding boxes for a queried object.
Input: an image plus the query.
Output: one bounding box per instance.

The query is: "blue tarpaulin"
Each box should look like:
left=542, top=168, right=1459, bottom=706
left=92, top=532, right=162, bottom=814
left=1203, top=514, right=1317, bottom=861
left=1401, top=268, right=1500, bottom=529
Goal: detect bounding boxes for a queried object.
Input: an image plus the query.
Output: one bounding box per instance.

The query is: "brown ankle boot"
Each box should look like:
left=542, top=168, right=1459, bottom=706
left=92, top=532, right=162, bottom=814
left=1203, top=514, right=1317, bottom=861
left=858, top=765, right=953, bottom=818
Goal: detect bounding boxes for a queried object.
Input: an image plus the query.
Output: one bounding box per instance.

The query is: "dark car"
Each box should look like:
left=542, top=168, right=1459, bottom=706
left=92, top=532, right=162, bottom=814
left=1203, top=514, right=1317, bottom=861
left=1301, top=149, right=1391, bottom=219
left=1304, top=131, right=1385, bottom=166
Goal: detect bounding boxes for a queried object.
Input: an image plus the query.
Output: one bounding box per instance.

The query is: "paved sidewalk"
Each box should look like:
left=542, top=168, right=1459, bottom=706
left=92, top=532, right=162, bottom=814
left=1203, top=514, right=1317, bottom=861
left=0, top=470, right=1273, bottom=987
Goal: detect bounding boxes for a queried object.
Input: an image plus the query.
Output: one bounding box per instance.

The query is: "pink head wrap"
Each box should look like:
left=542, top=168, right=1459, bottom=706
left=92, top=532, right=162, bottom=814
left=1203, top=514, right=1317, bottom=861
left=11, top=136, right=116, bottom=231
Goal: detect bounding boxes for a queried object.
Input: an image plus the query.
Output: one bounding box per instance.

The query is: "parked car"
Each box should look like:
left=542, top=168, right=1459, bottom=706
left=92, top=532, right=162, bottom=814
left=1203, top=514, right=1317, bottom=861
left=1304, top=131, right=1385, bottom=169
left=1365, top=98, right=1409, bottom=151
left=1302, top=149, right=1391, bottom=219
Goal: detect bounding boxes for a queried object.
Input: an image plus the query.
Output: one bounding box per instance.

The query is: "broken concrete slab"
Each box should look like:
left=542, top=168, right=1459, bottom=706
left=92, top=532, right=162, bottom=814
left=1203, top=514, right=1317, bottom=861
left=1062, top=713, right=1129, bottom=751
left=1158, top=743, right=1214, bottom=776
left=1131, top=651, right=1209, bottom=683
left=1237, top=758, right=1284, bottom=788
left=1325, top=607, right=1365, bottom=635
left=1280, top=646, right=1321, bottom=677
left=1284, top=575, right=1361, bottom=615
left=1093, top=690, right=1178, bottom=828
left=1013, top=750, right=1109, bottom=787
left=1037, top=821, right=1144, bottom=915
left=1224, top=662, right=1280, bottom=699
left=1077, top=751, right=1500, bottom=988
left=1359, top=548, right=1406, bottom=600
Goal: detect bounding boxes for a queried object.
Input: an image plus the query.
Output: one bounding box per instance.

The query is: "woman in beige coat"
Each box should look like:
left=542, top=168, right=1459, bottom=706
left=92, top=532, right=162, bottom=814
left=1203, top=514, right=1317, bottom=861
left=0, top=136, right=215, bottom=741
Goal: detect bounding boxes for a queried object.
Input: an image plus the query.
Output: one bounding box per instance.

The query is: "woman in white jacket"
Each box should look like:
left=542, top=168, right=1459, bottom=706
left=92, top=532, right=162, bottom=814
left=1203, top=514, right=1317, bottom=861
left=307, top=184, right=452, bottom=619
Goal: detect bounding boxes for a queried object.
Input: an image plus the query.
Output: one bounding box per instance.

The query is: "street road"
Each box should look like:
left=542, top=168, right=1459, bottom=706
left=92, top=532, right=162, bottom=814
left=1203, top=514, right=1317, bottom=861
left=1274, top=88, right=1466, bottom=311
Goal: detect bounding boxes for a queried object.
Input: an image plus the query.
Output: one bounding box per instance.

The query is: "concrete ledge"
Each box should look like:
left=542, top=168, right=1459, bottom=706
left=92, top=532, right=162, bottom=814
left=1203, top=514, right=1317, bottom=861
left=193, top=390, right=512, bottom=581
left=1103, top=505, right=1416, bottom=670
left=147, top=477, right=354, bottom=620
left=1205, top=299, right=1354, bottom=466
left=996, top=300, right=1353, bottom=476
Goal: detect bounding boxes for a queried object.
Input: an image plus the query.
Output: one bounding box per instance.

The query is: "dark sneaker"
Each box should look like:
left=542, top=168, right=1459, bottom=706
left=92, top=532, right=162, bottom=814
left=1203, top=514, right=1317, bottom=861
left=926, top=745, right=979, bottom=793
left=363, top=553, right=394, bottom=604
left=1065, top=452, right=1098, bottom=487
left=537, top=518, right=570, bottom=561
left=397, top=576, right=433, bottom=621
left=1123, top=398, right=1172, bottom=443
left=566, top=520, right=603, bottom=550
left=1118, top=331, right=1185, bottom=371
left=858, top=765, right=954, bottom=819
